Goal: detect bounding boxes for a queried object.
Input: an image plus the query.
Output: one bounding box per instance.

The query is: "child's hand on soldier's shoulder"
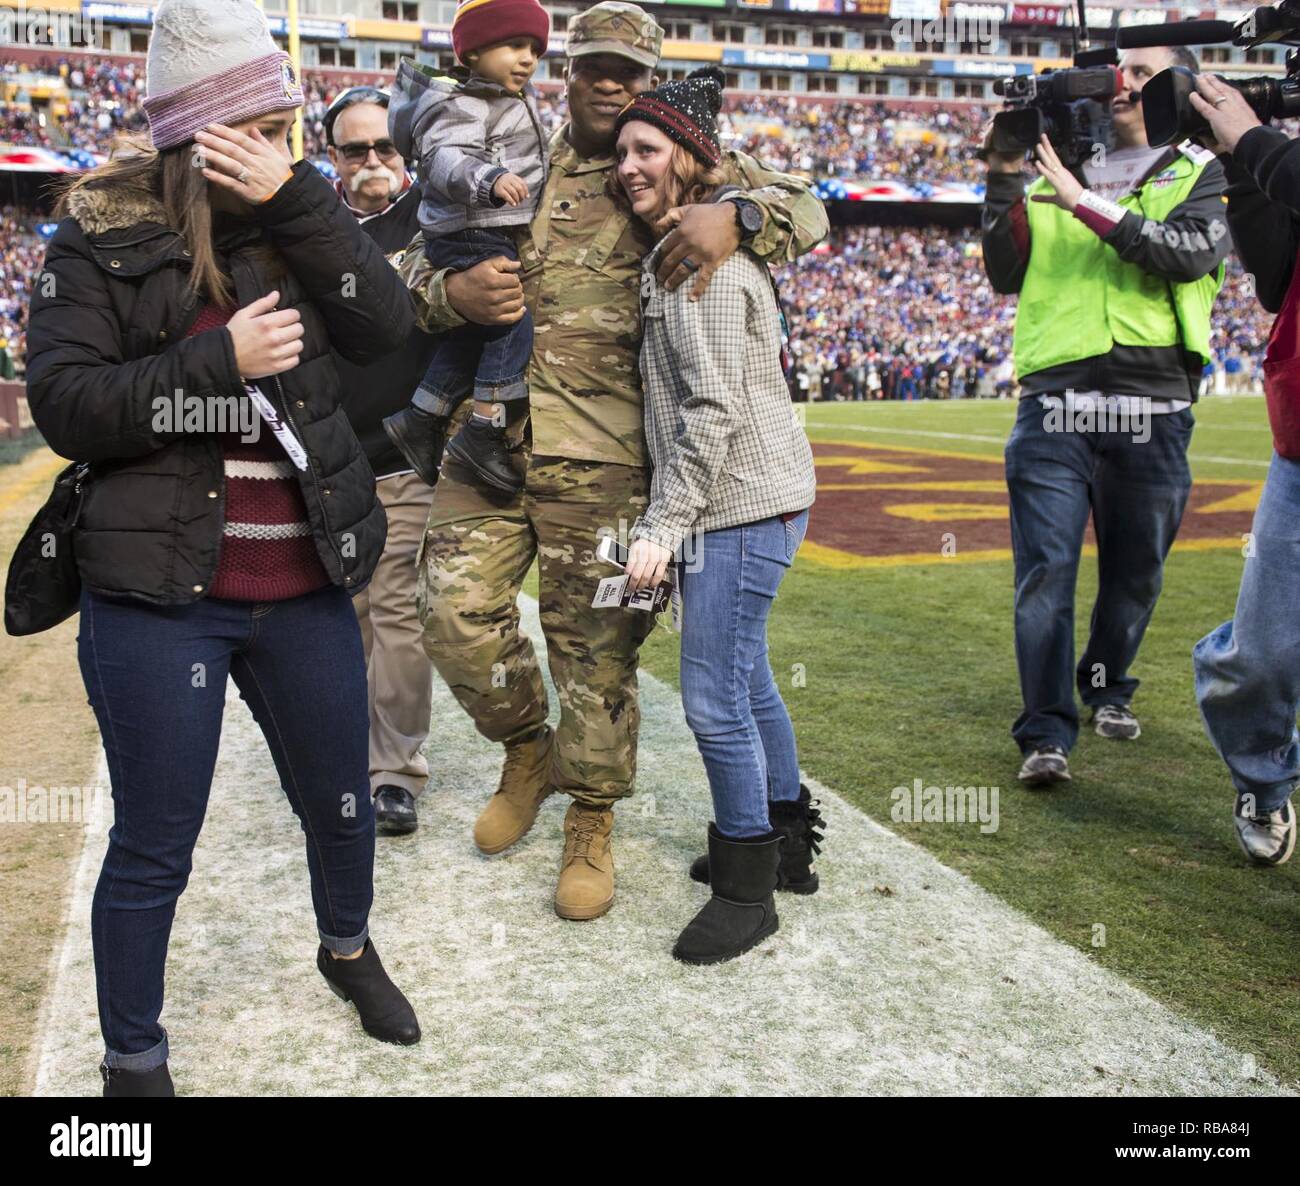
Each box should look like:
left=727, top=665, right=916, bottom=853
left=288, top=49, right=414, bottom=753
left=492, top=172, right=529, bottom=206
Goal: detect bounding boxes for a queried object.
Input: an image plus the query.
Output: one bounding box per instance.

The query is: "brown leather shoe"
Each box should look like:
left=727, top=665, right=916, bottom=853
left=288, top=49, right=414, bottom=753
left=554, top=801, right=615, bottom=920
left=473, top=725, right=555, bottom=855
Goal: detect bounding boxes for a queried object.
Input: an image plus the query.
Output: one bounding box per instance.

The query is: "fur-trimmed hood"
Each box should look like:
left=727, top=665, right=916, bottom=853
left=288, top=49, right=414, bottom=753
left=26, top=154, right=416, bottom=606
left=64, top=175, right=171, bottom=237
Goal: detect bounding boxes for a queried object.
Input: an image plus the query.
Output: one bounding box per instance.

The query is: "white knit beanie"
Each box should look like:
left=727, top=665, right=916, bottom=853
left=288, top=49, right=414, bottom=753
left=142, top=0, right=304, bottom=150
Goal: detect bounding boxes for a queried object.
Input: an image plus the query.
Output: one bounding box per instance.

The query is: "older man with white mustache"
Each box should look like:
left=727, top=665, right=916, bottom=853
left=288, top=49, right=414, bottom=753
left=326, top=86, right=440, bottom=837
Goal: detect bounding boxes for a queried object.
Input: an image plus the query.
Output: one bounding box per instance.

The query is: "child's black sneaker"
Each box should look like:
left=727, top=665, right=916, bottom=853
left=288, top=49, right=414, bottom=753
left=446, top=418, right=523, bottom=494
left=382, top=406, right=448, bottom=487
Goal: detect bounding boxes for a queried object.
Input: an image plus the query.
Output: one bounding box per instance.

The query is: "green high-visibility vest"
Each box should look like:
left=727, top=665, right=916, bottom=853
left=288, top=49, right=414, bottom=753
left=1013, top=148, right=1225, bottom=382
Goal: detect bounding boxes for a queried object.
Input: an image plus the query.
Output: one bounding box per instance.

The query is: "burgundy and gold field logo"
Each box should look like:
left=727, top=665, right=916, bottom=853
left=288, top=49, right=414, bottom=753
left=803, top=439, right=1261, bottom=568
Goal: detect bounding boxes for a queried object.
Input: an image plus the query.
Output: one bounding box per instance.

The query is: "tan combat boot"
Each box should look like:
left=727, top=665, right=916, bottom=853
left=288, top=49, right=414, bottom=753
left=472, top=725, right=555, bottom=855
left=554, top=801, right=615, bottom=920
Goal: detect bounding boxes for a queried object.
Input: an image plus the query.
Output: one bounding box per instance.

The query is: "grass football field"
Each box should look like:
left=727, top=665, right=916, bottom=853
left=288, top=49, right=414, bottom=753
left=3, top=394, right=1297, bottom=1095
left=638, top=394, right=1300, bottom=1085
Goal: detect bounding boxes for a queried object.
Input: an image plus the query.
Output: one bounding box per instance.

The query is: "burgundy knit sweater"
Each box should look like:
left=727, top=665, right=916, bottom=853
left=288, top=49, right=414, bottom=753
left=187, top=302, right=330, bottom=601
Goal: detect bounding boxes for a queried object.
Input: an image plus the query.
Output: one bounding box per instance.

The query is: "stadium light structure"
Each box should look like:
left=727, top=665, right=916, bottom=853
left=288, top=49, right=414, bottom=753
left=288, top=0, right=303, bottom=161
left=251, top=0, right=304, bottom=160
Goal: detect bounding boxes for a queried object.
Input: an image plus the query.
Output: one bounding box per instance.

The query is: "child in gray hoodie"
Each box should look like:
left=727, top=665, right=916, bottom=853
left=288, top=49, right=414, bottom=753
left=383, top=0, right=550, bottom=494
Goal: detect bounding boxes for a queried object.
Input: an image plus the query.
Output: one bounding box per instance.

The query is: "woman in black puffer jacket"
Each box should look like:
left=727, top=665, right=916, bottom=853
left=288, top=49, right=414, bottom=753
left=25, top=0, right=422, bottom=1097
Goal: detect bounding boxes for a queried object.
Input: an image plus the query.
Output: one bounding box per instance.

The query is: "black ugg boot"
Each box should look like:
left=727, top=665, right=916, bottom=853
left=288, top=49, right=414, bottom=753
left=690, top=784, right=825, bottom=894
left=100, top=1061, right=174, bottom=1097
left=445, top=403, right=526, bottom=494
left=673, top=825, right=782, bottom=965
left=317, top=940, right=421, bottom=1046
left=383, top=406, right=449, bottom=487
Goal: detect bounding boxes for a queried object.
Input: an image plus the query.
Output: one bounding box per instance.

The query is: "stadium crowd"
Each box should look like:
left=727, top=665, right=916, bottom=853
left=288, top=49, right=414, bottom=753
left=4, top=56, right=983, bottom=176
left=779, top=227, right=1266, bottom=401
left=0, top=204, right=44, bottom=373
left=0, top=54, right=1276, bottom=391
left=725, top=95, right=987, bottom=183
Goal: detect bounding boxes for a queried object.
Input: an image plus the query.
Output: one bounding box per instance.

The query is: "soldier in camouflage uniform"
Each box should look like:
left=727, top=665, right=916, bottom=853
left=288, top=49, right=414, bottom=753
left=401, top=0, right=829, bottom=920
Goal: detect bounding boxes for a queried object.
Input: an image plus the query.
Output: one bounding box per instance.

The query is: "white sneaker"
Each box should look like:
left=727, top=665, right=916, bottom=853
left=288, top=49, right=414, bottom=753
left=1018, top=746, right=1071, bottom=788
left=1233, top=796, right=1296, bottom=866
left=1092, top=704, right=1141, bottom=740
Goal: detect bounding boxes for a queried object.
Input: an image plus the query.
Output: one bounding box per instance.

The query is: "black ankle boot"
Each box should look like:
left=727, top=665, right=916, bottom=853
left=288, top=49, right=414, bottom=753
left=382, top=406, right=449, bottom=487
left=317, top=940, right=421, bottom=1046
left=690, top=784, right=825, bottom=893
left=100, top=1061, right=175, bottom=1097
left=445, top=417, right=522, bottom=494
left=673, top=825, right=782, bottom=965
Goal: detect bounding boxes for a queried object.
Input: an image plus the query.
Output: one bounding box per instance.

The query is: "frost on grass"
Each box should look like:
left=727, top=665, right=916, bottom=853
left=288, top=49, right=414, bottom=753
left=34, top=599, right=1285, bottom=1098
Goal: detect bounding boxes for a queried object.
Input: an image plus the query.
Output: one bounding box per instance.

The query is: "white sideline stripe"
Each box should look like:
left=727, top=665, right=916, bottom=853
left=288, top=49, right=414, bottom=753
left=33, top=597, right=1286, bottom=1096
left=805, top=420, right=1274, bottom=468
left=28, top=747, right=112, bottom=1095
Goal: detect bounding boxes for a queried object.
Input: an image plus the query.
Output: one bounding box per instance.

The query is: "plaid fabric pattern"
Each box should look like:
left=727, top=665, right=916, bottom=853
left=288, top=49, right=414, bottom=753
left=633, top=246, right=816, bottom=556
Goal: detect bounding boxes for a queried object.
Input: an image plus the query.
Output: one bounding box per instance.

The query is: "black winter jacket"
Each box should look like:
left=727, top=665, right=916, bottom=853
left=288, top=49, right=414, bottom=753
left=1219, top=126, right=1300, bottom=315
left=25, top=159, right=416, bottom=605
left=331, top=178, right=437, bottom=478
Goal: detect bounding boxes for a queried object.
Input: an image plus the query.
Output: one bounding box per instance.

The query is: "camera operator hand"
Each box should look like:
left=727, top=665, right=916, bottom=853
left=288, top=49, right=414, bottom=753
left=1189, top=74, right=1262, bottom=154
left=1028, top=135, right=1084, bottom=213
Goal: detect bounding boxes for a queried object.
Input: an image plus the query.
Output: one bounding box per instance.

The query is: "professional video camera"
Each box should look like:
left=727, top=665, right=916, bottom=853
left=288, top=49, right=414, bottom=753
left=1117, top=2, right=1300, bottom=146
left=987, top=0, right=1119, bottom=166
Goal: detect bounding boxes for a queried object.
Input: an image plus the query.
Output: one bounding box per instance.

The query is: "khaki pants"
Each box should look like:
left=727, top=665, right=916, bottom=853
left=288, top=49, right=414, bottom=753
left=353, top=470, right=437, bottom=797
left=417, top=455, right=655, bottom=809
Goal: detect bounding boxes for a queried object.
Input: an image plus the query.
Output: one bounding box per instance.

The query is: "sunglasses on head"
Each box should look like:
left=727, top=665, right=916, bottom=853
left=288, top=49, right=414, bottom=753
left=337, top=139, right=401, bottom=163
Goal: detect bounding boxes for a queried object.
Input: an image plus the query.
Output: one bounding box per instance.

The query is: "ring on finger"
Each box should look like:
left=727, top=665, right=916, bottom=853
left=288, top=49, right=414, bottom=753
left=237, top=167, right=250, bottom=184
left=682, top=257, right=701, bottom=273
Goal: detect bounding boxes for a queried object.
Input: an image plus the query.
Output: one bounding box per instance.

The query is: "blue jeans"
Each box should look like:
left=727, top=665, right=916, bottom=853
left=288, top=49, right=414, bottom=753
left=678, top=511, right=809, bottom=838
left=413, top=227, right=532, bottom=415
left=1004, top=397, right=1193, bottom=754
left=1194, top=451, right=1300, bottom=813
left=78, top=584, right=375, bottom=1071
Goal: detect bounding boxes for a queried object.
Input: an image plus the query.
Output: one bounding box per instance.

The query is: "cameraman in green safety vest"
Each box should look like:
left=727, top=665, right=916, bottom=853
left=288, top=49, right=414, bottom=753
left=982, top=45, right=1230, bottom=789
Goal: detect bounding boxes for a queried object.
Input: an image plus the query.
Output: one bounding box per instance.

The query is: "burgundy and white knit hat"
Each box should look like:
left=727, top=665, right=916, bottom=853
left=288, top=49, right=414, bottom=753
left=614, top=65, right=724, bottom=168
left=142, top=0, right=304, bottom=151
left=452, top=0, right=551, bottom=66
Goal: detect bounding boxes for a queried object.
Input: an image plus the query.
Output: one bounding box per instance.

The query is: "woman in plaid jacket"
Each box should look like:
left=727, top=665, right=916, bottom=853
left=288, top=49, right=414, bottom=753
left=615, top=69, right=822, bottom=966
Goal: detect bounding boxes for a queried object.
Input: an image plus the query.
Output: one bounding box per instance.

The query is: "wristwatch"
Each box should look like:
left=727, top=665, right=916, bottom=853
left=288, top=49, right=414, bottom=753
left=730, top=197, right=764, bottom=242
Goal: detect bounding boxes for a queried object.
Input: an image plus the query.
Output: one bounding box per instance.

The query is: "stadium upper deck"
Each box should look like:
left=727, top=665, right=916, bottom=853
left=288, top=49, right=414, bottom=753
left=0, top=0, right=1289, bottom=104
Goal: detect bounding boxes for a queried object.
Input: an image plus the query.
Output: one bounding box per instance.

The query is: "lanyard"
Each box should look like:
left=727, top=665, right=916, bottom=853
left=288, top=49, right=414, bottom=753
left=243, top=381, right=308, bottom=471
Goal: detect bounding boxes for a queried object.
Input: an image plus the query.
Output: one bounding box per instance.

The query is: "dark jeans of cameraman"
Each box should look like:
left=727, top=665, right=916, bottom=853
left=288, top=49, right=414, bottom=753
left=1004, top=397, right=1194, bottom=754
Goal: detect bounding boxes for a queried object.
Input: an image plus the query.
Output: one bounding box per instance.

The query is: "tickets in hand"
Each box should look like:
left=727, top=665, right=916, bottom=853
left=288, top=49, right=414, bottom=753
left=592, top=572, right=672, bottom=614
left=590, top=532, right=681, bottom=631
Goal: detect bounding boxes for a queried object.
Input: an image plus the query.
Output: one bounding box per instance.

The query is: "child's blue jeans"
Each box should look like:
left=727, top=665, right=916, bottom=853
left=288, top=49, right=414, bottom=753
left=413, top=227, right=532, bottom=417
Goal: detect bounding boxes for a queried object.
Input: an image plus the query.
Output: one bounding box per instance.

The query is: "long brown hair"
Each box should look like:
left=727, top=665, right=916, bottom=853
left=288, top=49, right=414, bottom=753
left=608, top=140, right=727, bottom=219
left=54, top=136, right=283, bottom=307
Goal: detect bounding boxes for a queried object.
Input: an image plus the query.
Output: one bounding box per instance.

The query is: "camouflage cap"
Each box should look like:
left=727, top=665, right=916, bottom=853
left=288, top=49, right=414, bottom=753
left=566, top=2, right=663, bottom=69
